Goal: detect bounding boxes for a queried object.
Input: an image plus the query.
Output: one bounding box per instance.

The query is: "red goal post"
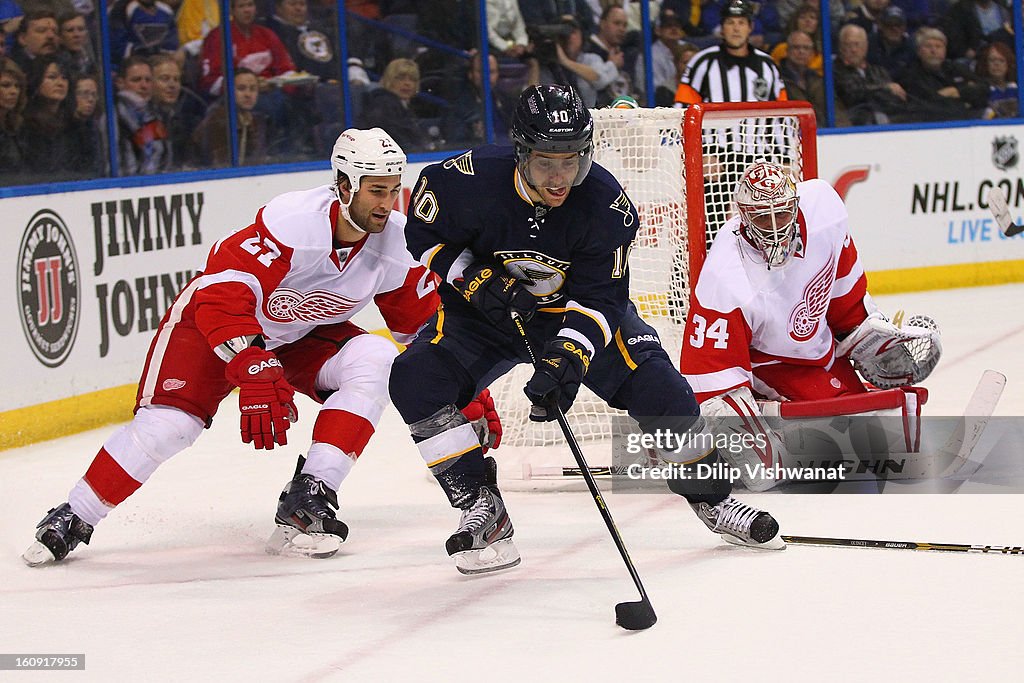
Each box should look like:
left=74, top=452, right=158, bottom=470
left=682, top=101, right=819, bottom=281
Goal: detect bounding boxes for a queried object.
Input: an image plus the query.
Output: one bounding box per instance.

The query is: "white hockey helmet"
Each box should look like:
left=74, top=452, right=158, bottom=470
left=734, top=161, right=800, bottom=267
left=330, top=127, right=406, bottom=194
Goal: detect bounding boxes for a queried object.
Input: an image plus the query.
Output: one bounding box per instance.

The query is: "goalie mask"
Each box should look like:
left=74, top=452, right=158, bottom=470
left=510, top=84, right=594, bottom=188
left=331, top=128, right=407, bottom=232
left=734, top=162, right=801, bottom=267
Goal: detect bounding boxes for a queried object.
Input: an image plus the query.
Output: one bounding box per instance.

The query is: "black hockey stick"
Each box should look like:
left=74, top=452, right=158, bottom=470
left=512, top=314, right=657, bottom=631
left=782, top=535, right=1024, bottom=555
left=986, top=187, right=1024, bottom=236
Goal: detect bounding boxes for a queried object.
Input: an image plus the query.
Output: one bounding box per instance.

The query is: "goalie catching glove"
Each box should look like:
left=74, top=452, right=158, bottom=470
left=455, top=262, right=537, bottom=332
left=524, top=337, right=591, bottom=421
left=224, top=347, right=298, bottom=450
left=836, top=311, right=941, bottom=388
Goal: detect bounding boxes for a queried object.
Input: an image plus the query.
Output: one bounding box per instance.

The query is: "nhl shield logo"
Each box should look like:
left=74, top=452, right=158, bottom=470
left=753, top=76, right=770, bottom=101
left=18, top=209, right=81, bottom=367
left=992, top=136, right=1018, bottom=170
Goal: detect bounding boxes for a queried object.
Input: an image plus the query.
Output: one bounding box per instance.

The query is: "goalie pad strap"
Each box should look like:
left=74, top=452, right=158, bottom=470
left=775, top=387, right=928, bottom=418
left=763, top=386, right=925, bottom=455
left=700, top=387, right=785, bottom=492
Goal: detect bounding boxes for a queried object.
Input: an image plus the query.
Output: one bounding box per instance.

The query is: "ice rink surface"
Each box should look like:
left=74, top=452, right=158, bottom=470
left=2, top=284, right=1022, bottom=682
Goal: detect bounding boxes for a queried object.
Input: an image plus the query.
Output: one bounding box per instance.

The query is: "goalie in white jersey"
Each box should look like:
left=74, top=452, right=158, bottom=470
left=681, top=161, right=942, bottom=490
left=22, top=128, right=501, bottom=566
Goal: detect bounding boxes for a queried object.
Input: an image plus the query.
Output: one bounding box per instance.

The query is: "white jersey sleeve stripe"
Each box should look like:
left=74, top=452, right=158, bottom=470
left=832, top=261, right=865, bottom=299
left=564, top=299, right=611, bottom=347
left=445, top=248, right=475, bottom=285
left=138, top=269, right=264, bottom=406
left=556, top=327, right=596, bottom=358
left=685, top=366, right=752, bottom=396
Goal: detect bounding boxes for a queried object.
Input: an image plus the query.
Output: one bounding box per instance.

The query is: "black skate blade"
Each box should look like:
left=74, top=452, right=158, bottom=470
left=615, top=599, right=657, bottom=631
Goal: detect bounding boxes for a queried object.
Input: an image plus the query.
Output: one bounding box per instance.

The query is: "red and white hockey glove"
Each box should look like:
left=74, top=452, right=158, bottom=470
left=461, top=388, right=502, bottom=453
left=224, top=347, right=298, bottom=450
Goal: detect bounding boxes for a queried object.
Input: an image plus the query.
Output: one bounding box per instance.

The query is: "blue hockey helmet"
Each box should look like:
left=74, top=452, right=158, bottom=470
left=510, top=84, right=594, bottom=187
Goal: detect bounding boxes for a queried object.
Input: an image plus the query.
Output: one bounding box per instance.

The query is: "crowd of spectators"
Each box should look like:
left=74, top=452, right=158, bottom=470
left=0, top=0, right=1019, bottom=185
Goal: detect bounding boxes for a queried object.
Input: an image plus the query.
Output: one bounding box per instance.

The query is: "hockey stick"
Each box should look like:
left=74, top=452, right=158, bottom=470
left=932, top=369, right=1005, bottom=478
left=524, top=464, right=623, bottom=479
left=512, top=314, right=657, bottom=631
left=986, top=187, right=1024, bottom=237
left=781, top=535, right=1024, bottom=555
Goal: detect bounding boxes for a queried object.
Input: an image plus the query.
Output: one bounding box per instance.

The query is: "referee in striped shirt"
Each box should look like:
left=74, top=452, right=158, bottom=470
left=670, top=0, right=790, bottom=311
left=674, top=0, right=787, bottom=106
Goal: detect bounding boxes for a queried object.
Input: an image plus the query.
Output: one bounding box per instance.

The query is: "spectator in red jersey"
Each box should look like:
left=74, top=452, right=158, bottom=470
left=199, top=0, right=296, bottom=97
left=199, top=0, right=298, bottom=152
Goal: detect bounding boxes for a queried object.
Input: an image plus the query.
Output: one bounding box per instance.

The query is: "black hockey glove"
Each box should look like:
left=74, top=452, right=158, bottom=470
left=524, top=337, right=591, bottom=422
left=455, top=262, right=536, bottom=331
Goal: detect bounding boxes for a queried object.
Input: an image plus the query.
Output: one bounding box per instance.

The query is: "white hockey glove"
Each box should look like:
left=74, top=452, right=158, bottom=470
left=836, top=311, right=941, bottom=389
left=701, top=387, right=786, bottom=492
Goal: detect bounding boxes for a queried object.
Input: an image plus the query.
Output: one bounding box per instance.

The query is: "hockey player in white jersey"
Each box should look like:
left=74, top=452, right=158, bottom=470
left=23, top=128, right=501, bottom=566
left=681, top=161, right=942, bottom=490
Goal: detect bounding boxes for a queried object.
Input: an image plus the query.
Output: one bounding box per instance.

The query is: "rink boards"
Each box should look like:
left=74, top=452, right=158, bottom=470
left=2, top=123, right=1024, bottom=443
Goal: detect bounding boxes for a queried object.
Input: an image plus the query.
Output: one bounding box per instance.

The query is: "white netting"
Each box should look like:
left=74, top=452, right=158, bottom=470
left=488, top=104, right=814, bottom=484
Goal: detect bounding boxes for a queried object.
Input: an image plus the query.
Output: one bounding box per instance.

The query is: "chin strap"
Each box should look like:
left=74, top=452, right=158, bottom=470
left=338, top=200, right=366, bottom=235
left=333, top=180, right=366, bottom=235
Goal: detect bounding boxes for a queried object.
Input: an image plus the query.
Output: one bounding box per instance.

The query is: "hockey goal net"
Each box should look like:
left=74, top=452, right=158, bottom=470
left=489, top=102, right=818, bottom=483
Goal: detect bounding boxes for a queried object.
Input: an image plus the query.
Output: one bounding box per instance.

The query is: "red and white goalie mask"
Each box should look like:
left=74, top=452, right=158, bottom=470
left=734, top=162, right=800, bottom=267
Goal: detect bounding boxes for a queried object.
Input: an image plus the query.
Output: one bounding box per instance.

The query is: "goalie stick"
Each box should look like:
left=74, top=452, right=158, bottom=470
left=931, top=369, right=1005, bottom=478
left=524, top=370, right=1006, bottom=483
left=781, top=535, right=1024, bottom=555
left=986, top=187, right=1024, bottom=237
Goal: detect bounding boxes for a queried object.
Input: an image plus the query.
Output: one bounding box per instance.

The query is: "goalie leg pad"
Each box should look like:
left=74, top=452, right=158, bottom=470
left=701, top=387, right=787, bottom=492
left=763, top=387, right=928, bottom=481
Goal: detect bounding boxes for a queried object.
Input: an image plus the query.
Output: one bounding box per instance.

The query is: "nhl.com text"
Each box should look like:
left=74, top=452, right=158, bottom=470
left=622, top=430, right=847, bottom=483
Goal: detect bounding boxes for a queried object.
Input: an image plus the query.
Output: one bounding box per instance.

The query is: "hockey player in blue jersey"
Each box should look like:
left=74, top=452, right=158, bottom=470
left=389, top=84, right=784, bottom=574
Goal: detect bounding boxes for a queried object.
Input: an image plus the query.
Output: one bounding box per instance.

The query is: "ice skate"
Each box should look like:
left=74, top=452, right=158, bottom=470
left=445, top=484, right=521, bottom=575
left=690, top=496, right=785, bottom=550
left=267, top=465, right=349, bottom=559
left=23, top=503, right=95, bottom=567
